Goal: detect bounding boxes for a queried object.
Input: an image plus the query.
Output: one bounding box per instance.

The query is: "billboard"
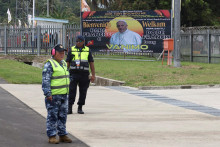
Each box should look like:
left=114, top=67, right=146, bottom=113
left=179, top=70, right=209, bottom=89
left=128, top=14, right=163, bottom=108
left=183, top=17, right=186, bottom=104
left=82, top=10, right=171, bottom=53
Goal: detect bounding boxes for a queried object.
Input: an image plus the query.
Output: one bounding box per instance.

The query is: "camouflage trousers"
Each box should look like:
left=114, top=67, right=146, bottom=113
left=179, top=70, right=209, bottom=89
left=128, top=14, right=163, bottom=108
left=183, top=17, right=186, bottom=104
left=45, top=94, right=68, bottom=137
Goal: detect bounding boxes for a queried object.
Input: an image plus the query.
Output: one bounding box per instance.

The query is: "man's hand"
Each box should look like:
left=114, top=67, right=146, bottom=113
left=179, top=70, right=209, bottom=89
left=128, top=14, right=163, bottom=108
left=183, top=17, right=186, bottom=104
left=90, top=75, right=95, bottom=83
left=47, top=96, right=52, bottom=101
left=89, top=62, right=95, bottom=83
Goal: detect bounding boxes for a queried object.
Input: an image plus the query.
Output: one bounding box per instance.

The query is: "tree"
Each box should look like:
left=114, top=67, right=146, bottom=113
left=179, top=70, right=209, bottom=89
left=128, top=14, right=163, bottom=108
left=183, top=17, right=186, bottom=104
left=36, top=0, right=60, bottom=17
left=108, top=0, right=155, bottom=10
left=203, top=0, right=220, bottom=17
left=181, top=0, right=216, bottom=26
left=88, top=0, right=155, bottom=11
left=35, top=0, right=79, bottom=23
left=0, top=0, right=15, bottom=24
left=0, top=0, right=219, bottom=26
left=88, top=0, right=110, bottom=10
left=203, top=0, right=220, bottom=25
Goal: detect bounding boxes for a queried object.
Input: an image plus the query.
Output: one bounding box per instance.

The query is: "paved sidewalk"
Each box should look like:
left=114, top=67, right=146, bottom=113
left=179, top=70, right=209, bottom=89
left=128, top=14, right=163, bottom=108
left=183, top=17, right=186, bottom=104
left=1, top=84, right=220, bottom=147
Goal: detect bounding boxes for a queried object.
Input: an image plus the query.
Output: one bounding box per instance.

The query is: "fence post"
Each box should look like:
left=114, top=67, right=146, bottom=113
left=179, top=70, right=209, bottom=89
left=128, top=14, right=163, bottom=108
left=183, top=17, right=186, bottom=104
left=190, top=31, right=193, bottom=62
left=62, top=25, right=66, bottom=49
left=207, top=29, right=211, bottom=63
left=37, top=26, right=41, bottom=56
left=4, top=26, right=7, bottom=55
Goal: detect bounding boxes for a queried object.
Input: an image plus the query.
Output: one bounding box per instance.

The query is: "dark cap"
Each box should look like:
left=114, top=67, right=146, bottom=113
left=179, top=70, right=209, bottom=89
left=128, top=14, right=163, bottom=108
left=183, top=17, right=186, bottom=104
left=54, top=44, right=67, bottom=52
left=76, top=35, right=85, bottom=41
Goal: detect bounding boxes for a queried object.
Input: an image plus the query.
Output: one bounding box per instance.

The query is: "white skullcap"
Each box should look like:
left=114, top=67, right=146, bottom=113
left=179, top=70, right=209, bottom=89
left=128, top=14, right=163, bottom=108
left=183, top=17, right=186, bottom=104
left=116, top=20, right=127, bottom=25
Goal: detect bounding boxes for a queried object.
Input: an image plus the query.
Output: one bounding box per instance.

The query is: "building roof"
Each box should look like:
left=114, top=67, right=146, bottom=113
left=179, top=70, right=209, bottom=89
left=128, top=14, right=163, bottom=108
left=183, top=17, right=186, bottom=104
left=32, top=17, right=69, bottom=23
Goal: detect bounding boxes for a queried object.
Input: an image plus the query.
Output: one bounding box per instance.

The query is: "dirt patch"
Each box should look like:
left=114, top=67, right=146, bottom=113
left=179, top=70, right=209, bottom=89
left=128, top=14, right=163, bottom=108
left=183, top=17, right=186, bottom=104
left=0, top=55, right=50, bottom=63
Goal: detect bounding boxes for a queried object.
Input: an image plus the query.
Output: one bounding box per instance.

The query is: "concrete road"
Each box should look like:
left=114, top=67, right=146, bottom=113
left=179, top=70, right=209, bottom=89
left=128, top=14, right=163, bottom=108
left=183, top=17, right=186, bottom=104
left=1, top=84, right=220, bottom=147
left=0, top=86, right=89, bottom=147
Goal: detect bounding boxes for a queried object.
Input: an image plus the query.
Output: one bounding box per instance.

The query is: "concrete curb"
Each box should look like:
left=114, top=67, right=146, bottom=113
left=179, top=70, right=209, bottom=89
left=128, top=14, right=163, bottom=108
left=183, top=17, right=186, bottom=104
left=32, top=62, right=44, bottom=69
left=139, top=84, right=220, bottom=90
left=94, top=76, right=125, bottom=86
left=32, top=62, right=125, bottom=86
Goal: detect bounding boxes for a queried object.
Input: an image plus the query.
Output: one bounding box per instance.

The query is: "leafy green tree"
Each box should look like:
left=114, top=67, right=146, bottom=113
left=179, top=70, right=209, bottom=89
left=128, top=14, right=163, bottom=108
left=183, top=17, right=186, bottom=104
left=88, top=0, right=155, bottom=10
left=36, top=0, right=60, bottom=17
left=108, top=0, right=155, bottom=10
left=181, top=0, right=216, bottom=26
left=0, top=0, right=219, bottom=26
left=88, top=0, right=110, bottom=10
left=35, top=0, right=79, bottom=23
left=88, top=0, right=219, bottom=26
left=0, top=0, right=15, bottom=24
left=204, top=0, right=220, bottom=17
left=203, top=0, right=220, bottom=25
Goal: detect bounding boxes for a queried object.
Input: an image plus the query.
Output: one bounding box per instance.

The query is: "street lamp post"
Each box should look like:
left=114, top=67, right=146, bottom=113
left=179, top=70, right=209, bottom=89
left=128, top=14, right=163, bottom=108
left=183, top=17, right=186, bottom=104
left=32, top=0, right=35, bottom=54
left=47, top=0, right=49, bottom=17
left=32, top=0, right=35, bottom=29
left=173, top=0, right=181, bottom=67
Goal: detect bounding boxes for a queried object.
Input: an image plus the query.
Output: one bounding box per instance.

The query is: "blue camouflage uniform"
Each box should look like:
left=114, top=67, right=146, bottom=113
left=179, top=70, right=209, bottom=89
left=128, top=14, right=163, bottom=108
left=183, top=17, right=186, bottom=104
left=42, top=60, right=68, bottom=137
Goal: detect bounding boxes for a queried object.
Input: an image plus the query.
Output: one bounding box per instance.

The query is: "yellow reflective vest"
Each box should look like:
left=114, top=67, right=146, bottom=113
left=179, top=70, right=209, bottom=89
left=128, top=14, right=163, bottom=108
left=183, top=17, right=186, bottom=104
left=43, top=33, right=49, bottom=43
left=48, top=59, right=70, bottom=95
left=69, top=46, right=89, bottom=71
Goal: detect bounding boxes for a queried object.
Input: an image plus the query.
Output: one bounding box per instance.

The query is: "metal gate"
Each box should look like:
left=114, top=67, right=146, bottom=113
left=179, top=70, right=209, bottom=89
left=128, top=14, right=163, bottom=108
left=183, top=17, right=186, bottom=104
left=0, top=25, right=80, bottom=55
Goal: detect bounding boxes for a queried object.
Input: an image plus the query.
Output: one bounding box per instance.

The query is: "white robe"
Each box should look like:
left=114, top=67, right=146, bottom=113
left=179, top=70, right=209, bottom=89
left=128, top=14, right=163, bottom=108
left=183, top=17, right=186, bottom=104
left=110, top=29, right=142, bottom=52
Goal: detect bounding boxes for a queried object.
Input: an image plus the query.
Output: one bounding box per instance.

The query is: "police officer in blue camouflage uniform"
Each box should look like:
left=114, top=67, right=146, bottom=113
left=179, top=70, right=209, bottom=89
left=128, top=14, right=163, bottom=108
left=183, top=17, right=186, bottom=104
left=42, top=44, right=72, bottom=144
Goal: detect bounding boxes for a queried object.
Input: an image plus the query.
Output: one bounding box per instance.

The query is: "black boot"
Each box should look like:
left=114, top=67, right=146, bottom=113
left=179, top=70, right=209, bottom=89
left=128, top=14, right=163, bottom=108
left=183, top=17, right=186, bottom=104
left=78, top=105, right=84, bottom=114
left=68, top=105, right=72, bottom=114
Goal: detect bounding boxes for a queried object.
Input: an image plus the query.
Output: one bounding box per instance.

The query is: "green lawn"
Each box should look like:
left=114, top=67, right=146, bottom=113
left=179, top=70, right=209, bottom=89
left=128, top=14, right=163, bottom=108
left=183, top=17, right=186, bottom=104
left=1, top=58, right=220, bottom=87
left=0, top=59, right=42, bottom=84
left=94, top=59, right=220, bottom=87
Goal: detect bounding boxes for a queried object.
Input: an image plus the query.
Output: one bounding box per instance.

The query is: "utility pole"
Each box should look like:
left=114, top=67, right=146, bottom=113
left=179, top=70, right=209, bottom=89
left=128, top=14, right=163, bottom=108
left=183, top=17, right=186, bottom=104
left=33, top=0, right=35, bottom=28
left=47, top=0, right=49, bottom=17
left=80, top=0, right=82, bottom=34
left=173, top=0, right=181, bottom=67
left=32, top=0, right=35, bottom=53
left=16, top=0, right=33, bottom=26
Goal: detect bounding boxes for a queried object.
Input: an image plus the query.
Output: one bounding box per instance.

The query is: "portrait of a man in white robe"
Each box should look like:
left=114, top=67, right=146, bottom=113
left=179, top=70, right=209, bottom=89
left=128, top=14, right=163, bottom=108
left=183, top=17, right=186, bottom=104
left=110, top=20, right=142, bottom=52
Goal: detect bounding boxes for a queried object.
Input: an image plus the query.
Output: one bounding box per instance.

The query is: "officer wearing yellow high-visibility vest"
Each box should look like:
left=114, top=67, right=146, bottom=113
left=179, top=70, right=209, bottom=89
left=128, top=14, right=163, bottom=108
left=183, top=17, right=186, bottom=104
left=66, top=35, right=95, bottom=114
left=22, top=33, right=26, bottom=49
left=42, top=44, right=72, bottom=144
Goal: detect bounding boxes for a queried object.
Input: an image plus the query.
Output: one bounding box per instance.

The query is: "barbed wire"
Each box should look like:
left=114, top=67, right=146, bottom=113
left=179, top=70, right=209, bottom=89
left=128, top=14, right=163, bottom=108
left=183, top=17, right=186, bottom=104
left=181, top=26, right=220, bottom=31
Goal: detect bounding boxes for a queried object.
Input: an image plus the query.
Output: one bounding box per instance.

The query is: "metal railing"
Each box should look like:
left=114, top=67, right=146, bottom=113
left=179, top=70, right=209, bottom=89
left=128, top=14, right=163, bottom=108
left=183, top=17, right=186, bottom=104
left=0, top=25, right=220, bottom=63
left=0, top=24, right=80, bottom=55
